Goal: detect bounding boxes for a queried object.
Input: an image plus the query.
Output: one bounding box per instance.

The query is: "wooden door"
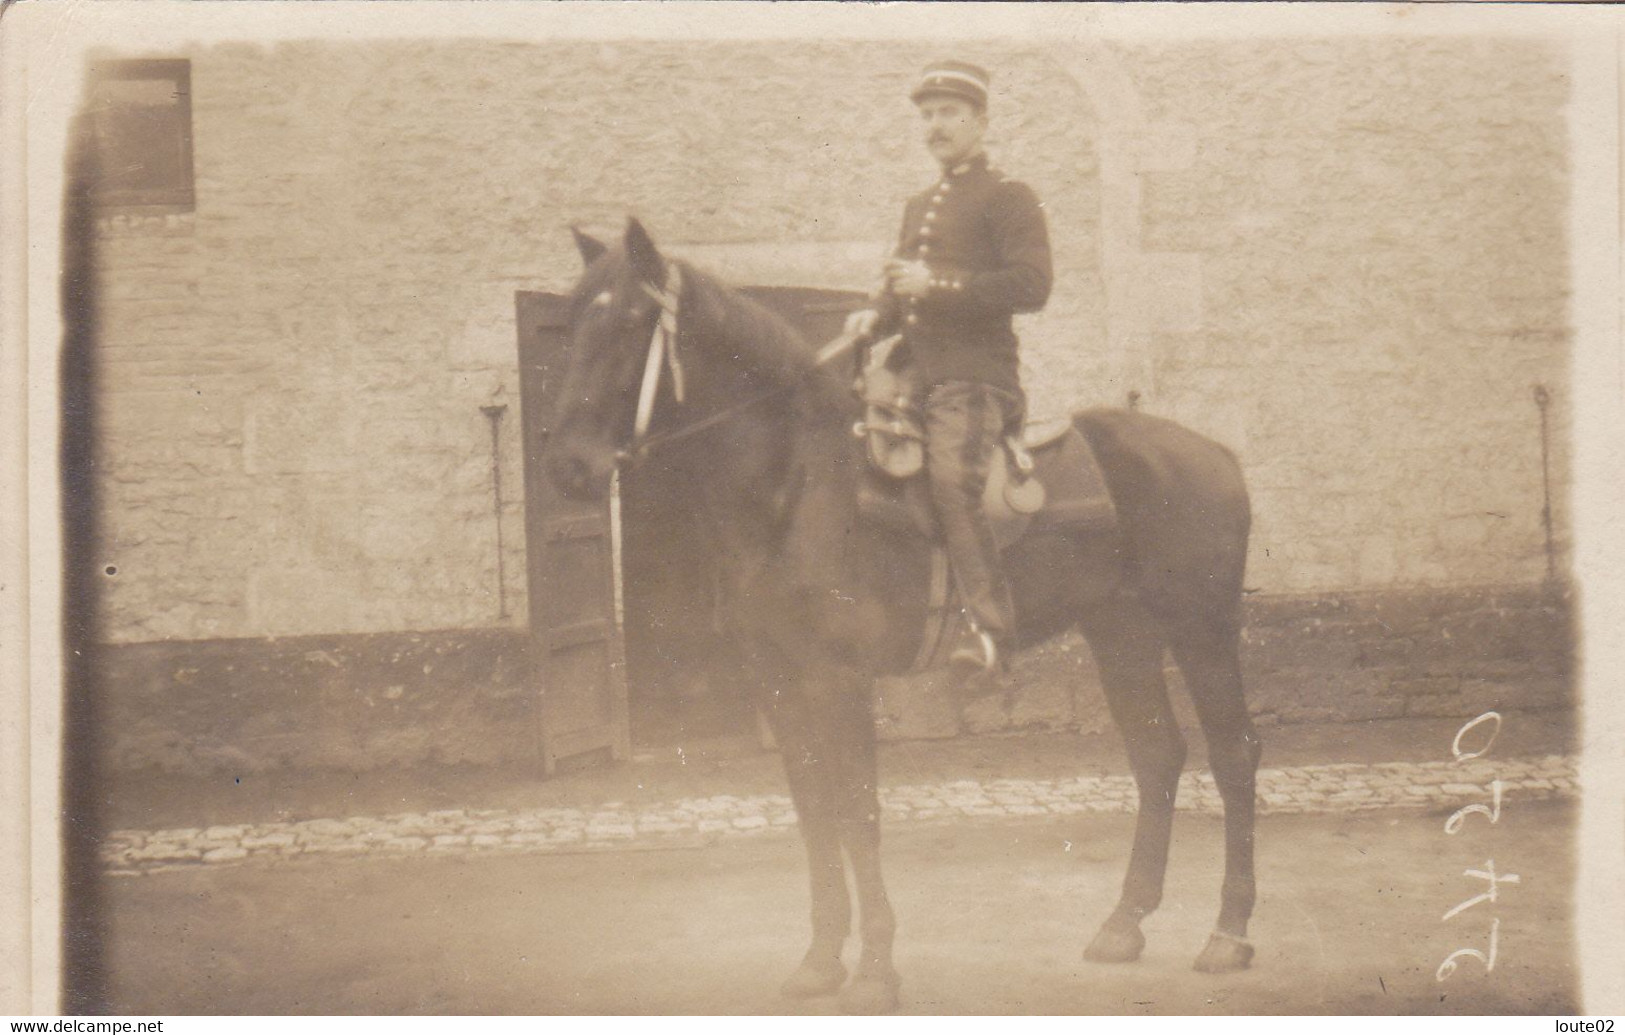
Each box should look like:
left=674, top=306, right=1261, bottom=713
left=612, top=285, right=867, bottom=742
left=515, top=283, right=866, bottom=768
left=739, top=285, right=867, bottom=347
left=515, top=290, right=630, bottom=774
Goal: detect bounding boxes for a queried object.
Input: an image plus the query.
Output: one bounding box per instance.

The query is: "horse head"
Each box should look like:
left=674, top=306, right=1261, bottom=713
left=547, top=217, right=682, bottom=501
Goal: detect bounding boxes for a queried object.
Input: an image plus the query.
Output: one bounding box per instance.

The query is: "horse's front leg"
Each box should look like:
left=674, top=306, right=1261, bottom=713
left=825, top=666, right=900, bottom=1015
left=764, top=689, right=852, bottom=999
left=765, top=661, right=900, bottom=1014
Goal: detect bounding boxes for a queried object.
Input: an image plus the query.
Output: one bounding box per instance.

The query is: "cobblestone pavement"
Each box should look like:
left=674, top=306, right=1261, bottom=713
left=102, top=753, right=1574, bottom=876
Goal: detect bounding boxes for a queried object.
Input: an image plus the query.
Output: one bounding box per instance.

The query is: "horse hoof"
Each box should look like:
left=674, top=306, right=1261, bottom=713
left=838, top=973, right=900, bottom=1015
left=1193, top=930, right=1255, bottom=973
left=1083, top=917, right=1146, bottom=964
left=780, top=958, right=847, bottom=999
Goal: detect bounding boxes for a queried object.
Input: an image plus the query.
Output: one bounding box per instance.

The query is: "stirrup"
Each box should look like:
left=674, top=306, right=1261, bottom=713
left=949, top=628, right=999, bottom=674
left=1005, top=434, right=1035, bottom=475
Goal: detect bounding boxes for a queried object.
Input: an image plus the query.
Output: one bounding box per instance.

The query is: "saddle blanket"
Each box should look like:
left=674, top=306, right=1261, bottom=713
left=1022, top=422, right=1117, bottom=533
left=857, top=421, right=1117, bottom=547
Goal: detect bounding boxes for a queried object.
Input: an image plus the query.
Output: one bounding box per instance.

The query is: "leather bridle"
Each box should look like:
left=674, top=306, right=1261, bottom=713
left=612, top=260, right=861, bottom=468
left=629, top=262, right=687, bottom=448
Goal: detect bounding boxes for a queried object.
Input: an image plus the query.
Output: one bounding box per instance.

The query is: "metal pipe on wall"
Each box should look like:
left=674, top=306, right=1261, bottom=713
left=1533, top=384, right=1556, bottom=584
left=481, top=404, right=509, bottom=620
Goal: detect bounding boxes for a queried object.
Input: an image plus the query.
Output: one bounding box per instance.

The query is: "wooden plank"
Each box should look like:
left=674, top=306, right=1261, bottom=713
left=541, top=723, right=624, bottom=775
left=546, top=514, right=608, bottom=542
left=547, top=617, right=612, bottom=652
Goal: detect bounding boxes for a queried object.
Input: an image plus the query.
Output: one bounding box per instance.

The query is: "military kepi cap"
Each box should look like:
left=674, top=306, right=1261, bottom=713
left=910, top=60, right=990, bottom=109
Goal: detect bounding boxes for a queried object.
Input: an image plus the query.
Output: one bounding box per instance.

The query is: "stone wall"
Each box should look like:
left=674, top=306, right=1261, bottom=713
left=81, top=36, right=1577, bottom=770
left=90, top=36, right=1572, bottom=648
left=877, top=583, right=1574, bottom=742
left=93, top=629, right=535, bottom=774
left=91, top=583, right=1571, bottom=773
left=1123, top=38, right=1572, bottom=594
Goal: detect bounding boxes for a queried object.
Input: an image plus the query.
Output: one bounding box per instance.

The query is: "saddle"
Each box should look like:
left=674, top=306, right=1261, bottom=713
left=852, top=336, right=1117, bottom=548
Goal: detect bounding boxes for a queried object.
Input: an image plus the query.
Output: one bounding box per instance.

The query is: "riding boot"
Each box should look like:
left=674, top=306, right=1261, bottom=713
left=925, top=381, right=1021, bottom=672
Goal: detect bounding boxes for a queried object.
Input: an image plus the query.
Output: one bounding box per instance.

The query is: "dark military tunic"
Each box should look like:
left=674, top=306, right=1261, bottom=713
left=869, top=152, right=1053, bottom=642
left=875, top=153, right=1053, bottom=396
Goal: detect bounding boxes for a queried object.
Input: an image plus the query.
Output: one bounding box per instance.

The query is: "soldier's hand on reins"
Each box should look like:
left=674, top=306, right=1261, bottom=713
left=884, top=258, right=932, bottom=299
left=845, top=308, right=882, bottom=340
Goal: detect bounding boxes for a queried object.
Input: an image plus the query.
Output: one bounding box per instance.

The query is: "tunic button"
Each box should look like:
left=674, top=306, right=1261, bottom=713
left=906, top=313, right=918, bottom=326
left=918, top=243, right=931, bottom=255
left=930, top=195, right=944, bottom=204
left=919, top=225, right=933, bottom=237
left=924, top=211, right=937, bottom=221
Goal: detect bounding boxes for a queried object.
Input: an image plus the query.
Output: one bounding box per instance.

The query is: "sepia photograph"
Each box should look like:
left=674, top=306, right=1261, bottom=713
left=2, top=0, right=1623, bottom=1018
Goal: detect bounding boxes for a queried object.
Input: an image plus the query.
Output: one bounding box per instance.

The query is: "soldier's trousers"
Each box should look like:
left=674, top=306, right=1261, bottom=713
left=924, top=380, right=1022, bottom=639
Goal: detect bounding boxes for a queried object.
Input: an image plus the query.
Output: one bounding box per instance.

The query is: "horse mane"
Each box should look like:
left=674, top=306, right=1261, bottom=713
left=567, top=245, right=853, bottom=414
left=679, top=260, right=866, bottom=429
left=677, top=261, right=823, bottom=386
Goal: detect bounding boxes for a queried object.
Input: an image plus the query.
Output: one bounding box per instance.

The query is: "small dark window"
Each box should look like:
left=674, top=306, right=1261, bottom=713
left=87, top=59, right=194, bottom=211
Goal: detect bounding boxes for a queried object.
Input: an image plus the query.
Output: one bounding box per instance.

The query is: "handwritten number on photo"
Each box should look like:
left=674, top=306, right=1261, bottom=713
left=1438, top=712, right=1517, bottom=983
left=1441, top=862, right=1521, bottom=922
left=1445, top=780, right=1504, bottom=835
left=1437, top=918, right=1500, bottom=982
left=1451, top=711, right=1502, bottom=762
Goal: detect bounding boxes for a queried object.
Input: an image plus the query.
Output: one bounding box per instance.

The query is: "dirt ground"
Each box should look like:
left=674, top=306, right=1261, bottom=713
left=99, top=800, right=1577, bottom=1016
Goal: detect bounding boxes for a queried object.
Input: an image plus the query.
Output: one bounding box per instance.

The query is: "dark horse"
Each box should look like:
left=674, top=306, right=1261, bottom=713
left=547, top=219, right=1262, bottom=1013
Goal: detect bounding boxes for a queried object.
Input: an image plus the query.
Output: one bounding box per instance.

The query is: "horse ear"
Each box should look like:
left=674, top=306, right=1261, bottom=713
left=624, top=216, right=666, bottom=284
left=571, top=225, right=607, bottom=266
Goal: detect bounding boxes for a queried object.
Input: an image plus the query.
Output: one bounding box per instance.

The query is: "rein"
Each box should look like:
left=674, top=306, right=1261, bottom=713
left=619, top=385, right=788, bottom=463
left=615, top=262, right=861, bottom=467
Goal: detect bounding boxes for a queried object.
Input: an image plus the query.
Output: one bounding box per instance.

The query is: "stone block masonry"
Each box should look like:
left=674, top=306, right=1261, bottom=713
left=87, top=36, right=1572, bottom=648
left=879, top=582, right=1573, bottom=742
left=94, top=628, right=535, bottom=773
left=93, top=582, right=1570, bottom=773
left=1239, top=583, right=1573, bottom=727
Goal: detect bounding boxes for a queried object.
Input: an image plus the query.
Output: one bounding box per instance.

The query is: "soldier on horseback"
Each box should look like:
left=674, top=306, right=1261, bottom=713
left=845, top=59, right=1053, bottom=674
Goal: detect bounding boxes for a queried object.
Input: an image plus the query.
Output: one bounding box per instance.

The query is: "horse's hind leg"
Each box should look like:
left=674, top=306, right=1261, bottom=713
left=1166, top=613, right=1262, bottom=973
left=1080, top=598, right=1186, bottom=964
